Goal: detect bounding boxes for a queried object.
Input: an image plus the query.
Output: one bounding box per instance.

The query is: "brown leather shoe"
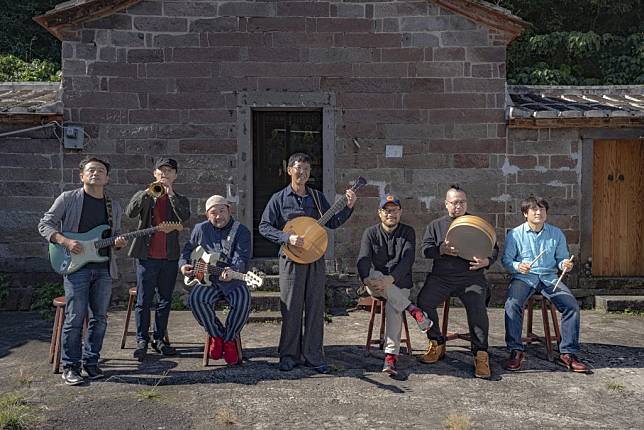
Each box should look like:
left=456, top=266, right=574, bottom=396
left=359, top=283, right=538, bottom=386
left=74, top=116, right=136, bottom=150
left=474, top=351, right=491, bottom=378
left=505, top=350, right=525, bottom=371
left=419, top=340, right=445, bottom=364
left=557, top=354, right=590, bottom=373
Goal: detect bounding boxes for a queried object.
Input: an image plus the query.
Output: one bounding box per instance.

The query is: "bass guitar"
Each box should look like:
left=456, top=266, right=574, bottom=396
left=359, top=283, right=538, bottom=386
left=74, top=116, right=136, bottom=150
left=183, top=246, right=264, bottom=289
left=282, top=176, right=367, bottom=264
left=49, top=222, right=183, bottom=275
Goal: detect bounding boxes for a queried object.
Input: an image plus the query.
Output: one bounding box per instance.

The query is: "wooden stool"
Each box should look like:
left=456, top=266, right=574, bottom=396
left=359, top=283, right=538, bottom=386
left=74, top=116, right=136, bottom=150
left=522, top=293, right=562, bottom=361
left=120, top=287, right=170, bottom=349
left=441, top=300, right=471, bottom=343
left=365, top=297, right=412, bottom=356
left=49, top=296, right=88, bottom=374
left=203, top=334, right=243, bottom=366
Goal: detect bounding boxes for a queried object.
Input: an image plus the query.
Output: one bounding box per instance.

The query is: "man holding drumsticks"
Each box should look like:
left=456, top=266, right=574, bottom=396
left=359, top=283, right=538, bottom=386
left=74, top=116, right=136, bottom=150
left=502, top=196, right=589, bottom=373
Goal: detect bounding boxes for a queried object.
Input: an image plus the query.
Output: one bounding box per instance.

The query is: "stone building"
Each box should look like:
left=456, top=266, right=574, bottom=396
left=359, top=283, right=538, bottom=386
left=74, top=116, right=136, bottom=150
left=0, top=0, right=642, bottom=308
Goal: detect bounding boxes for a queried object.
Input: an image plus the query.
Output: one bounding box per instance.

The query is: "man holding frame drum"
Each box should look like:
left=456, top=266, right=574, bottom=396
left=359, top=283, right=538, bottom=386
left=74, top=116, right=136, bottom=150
left=416, top=185, right=499, bottom=379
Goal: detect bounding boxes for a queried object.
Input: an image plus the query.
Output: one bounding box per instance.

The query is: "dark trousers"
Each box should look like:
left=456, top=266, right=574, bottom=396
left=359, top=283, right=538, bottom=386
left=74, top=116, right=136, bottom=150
left=278, top=255, right=326, bottom=366
left=135, top=258, right=178, bottom=343
left=417, top=274, right=489, bottom=354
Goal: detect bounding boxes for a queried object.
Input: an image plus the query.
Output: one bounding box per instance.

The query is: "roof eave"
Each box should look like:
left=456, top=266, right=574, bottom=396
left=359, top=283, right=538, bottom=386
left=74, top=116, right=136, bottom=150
left=33, top=0, right=142, bottom=40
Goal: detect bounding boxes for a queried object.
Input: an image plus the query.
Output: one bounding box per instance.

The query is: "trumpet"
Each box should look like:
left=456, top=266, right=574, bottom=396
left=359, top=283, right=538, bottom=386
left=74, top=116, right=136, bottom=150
left=147, top=181, right=165, bottom=198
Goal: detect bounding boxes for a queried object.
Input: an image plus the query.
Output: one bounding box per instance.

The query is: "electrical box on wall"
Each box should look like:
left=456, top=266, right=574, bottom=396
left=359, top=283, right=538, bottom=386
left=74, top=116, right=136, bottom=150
left=63, top=126, right=84, bottom=149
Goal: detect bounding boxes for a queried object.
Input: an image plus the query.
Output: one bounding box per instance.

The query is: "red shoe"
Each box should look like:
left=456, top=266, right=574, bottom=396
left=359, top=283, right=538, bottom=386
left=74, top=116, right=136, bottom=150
left=223, top=340, right=240, bottom=365
left=209, top=336, right=223, bottom=360
left=382, top=353, right=398, bottom=375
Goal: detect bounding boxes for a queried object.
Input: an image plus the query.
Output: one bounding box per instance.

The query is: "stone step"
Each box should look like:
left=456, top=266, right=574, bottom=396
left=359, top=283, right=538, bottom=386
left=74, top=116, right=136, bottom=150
left=247, top=310, right=282, bottom=323
left=250, top=291, right=281, bottom=312
left=595, top=295, right=644, bottom=313
left=253, top=274, right=280, bottom=292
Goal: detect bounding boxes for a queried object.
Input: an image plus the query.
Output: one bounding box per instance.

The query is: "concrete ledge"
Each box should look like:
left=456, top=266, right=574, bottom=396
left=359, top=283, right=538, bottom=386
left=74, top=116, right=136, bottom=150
left=595, top=295, right=644, bottom=312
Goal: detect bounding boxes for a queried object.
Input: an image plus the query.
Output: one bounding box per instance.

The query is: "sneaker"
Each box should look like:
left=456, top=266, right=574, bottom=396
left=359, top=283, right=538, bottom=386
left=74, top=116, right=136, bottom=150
left=223, top=340, right=240, bottom=365
left=209, top=336, right=224, bottom=360
left=133, top=341, right=148, bottom=362
left=557, top=353, right=591, bottom=373
left=409, top=308, right=433, bottom=333
left=305, top=362, right=331, bottom=374
left=61, top=367, right=84, bottom=386
left=82, top=364, right=104, bottom=380
left=419, top=340, right=445, bottom=364
left=474, top=351, right=491, bottom=378
left=151, top=339, right=176, bottom=356
left=382, top=354, right=398, bottom=375
left=279, top=356, right=296, bottom=372
left=505, top=350, right=525, bottom=371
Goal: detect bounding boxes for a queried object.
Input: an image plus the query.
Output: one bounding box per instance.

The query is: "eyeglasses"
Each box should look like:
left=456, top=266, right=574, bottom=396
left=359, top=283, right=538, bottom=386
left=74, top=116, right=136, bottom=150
left=446, top=200, right=467, bottom=206
left=380, top=207, right=400, bottom=214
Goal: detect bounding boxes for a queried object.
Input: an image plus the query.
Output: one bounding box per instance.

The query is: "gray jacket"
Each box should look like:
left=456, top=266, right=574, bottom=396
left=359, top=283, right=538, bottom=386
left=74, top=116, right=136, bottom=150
left=38, top=187, right=123, bottom=278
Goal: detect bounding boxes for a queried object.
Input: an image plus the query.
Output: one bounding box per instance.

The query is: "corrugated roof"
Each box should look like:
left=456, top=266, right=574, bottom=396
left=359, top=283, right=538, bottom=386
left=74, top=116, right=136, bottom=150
left=507, top=85, right=644, bottom=120
left=0, top=82, right=62, bottom=115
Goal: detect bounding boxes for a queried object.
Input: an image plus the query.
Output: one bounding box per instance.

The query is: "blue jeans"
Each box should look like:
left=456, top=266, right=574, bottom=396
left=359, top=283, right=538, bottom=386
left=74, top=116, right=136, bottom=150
left=135, top=259, right=178, bottom=342
left=504, top=279, right=580, bottom=354
left=62, top=267, right=112, bottom=368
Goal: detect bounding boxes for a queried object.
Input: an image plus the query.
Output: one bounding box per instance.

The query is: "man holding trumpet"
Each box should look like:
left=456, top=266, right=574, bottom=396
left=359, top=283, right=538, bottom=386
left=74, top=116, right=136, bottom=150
left=502, top=196, right=588, bottom=373
left=126, top=158, right=190, bottom=360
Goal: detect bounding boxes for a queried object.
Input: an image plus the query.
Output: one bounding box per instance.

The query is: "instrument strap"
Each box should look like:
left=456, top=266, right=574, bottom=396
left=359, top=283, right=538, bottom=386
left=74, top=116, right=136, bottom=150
left=308, top=187, right=324, bottom=218
left=212, top=220, right=241, bottom=265
left=105, top=194, right=113, bottom=228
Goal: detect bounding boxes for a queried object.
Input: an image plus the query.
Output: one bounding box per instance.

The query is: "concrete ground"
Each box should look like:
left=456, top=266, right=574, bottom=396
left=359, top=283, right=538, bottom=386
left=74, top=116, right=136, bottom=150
left=0, top=308, right=643, bottom=429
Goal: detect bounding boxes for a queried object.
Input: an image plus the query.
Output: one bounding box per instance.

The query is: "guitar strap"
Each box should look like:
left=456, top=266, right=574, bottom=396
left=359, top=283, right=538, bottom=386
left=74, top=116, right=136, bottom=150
left=213, top=220, right=241, bottom=265
left=308, top=187, right=324, bottom=219
left=105, top=195, right=113, bottom=228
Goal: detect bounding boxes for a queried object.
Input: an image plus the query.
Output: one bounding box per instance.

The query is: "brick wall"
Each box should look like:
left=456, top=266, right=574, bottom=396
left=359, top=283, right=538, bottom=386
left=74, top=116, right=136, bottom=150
left=2, top=0, right=530, bottom=307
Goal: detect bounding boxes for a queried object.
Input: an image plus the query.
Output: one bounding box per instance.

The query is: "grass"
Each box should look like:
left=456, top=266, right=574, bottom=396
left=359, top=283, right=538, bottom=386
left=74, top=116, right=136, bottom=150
left=443, top=413, right=471, bottom=430
left=14, top=369, right=36, bottom=389
left=134, top=371, right=168, bottom=402
left=607, top=381, right=625, bottom=392
left=214, top=407, right=240, bottom=426
left=0, top=392, right=37, bottom=430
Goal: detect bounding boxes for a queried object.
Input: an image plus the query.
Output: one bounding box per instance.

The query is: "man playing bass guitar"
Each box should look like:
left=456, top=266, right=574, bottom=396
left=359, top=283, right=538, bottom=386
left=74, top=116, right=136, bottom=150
left=38, top=157, right=127, bottom=385
left=259, top=152, right=357, bottom=373
left=179, top=195, right=251, bottom=365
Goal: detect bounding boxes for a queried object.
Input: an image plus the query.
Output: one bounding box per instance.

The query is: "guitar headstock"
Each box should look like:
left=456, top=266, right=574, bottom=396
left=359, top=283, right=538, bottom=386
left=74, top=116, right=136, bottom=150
left=350, top=176, right=367, bottom=192
left=157, top=222, right=183, bottom=233
left=243, top=270, right=264, bottom=289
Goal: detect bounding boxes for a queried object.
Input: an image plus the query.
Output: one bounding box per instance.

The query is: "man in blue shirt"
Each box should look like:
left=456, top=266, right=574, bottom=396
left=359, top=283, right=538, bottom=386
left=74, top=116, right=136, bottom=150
left=502, top=196, right=589, bottom=373
left=180, top=195, right=251, bottom=365
left=259, top=153, right=357, bottom=373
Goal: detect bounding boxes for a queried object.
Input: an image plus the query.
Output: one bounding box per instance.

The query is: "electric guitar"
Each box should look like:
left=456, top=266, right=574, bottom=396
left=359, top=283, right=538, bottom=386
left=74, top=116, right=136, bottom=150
left=183, top=246, right=264, bottom=289
left=281, top=176, right=367, bottom=264
left=49, top=222, right=183, bottom=275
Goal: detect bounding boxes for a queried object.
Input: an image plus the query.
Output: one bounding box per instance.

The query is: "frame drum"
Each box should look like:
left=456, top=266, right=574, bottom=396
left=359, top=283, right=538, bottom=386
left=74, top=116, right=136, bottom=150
left=445, top=215, right=496, bottom=261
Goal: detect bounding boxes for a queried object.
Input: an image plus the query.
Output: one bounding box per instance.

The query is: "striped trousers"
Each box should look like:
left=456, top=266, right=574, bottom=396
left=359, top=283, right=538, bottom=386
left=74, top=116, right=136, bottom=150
left=188, top=282, right=251, bottom=342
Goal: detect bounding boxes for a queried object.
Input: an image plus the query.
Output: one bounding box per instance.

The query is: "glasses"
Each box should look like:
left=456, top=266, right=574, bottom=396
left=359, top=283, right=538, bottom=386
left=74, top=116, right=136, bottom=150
left=380, top=207, right=400, bottom=214
left=446, top=200, right=467, bottom=207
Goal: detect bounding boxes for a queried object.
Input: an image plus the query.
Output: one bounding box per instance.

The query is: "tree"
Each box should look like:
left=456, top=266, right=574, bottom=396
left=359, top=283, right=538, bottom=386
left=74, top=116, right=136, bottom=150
left=499, top=0, right=644, bottom=85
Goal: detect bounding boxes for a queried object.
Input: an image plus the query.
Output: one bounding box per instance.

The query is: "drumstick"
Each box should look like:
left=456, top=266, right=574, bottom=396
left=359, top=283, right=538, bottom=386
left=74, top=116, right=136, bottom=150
left=553, top=255, right=575, bottom=291
left=528, top=249, right=547, bottom=267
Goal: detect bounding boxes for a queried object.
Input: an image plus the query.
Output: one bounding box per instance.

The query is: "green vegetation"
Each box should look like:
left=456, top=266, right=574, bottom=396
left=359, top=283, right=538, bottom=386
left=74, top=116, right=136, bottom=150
left=0, top=392, right=37, bottom=430
left=607, top=381, right=625, bottom=392
left=30, top=282, right=64, bottom=320
left=500, top=0, right=644, bottom=85
left=443, top=413, right=471, bottom=430
left=0, top=55, right=60, bottom=82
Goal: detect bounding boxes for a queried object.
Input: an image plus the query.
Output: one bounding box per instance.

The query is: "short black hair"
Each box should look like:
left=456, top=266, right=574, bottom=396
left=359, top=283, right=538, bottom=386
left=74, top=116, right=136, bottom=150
left=287, top=152, right=311, bottom=167
left=521, top=196, right=549, bottom=214
left=79, top=156, right=111, bottom=174
left=446, top=184, right=465, bottom=197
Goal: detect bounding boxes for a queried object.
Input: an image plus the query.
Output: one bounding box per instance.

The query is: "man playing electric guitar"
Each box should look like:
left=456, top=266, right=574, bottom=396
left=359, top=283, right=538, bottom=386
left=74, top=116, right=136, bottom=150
left=259, top=152, right=357, bottom=373
left=38, top=156, right=127, bottom=385
left=179, top=195, right=251, bottom=365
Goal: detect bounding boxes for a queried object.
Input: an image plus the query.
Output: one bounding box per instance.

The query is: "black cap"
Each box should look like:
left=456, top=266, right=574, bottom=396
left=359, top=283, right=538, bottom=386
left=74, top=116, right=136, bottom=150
left=154, top=157, right=178, bottom=171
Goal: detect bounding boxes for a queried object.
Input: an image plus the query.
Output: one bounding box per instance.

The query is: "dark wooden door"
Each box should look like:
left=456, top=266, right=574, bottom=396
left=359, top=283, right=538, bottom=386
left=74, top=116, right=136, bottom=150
left=592, top=139, right=644, bottom=276
left=252, top=110, right=323, bottom=257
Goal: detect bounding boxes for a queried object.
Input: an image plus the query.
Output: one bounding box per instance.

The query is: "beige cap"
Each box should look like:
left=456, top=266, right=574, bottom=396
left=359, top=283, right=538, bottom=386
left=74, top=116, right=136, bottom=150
left=205, top=195, right=230, bottom=212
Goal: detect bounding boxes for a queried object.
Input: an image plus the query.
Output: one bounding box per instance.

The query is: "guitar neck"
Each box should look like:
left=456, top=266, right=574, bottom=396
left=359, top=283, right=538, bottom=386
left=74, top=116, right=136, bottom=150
left=206, top=265, right=245, bottom=280
left=94, top=226, right=159, bottom=249
left=316, top=195, right=348, bottom=226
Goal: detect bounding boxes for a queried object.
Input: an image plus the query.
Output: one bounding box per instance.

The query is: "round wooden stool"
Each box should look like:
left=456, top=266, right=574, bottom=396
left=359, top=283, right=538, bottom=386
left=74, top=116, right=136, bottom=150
left=365, top=297, right=412, bottom=356
left=120, top=287, right=170, bottom=349
left=49, top=296, right=88, bottom=374
left=522, top=293, right=562, bottom=361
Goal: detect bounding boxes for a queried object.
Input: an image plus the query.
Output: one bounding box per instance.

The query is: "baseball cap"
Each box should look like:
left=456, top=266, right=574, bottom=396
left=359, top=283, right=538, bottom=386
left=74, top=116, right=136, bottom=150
left=154, top=157, right=178, bottom=171
left=379, top=194, right=401, bottom=209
